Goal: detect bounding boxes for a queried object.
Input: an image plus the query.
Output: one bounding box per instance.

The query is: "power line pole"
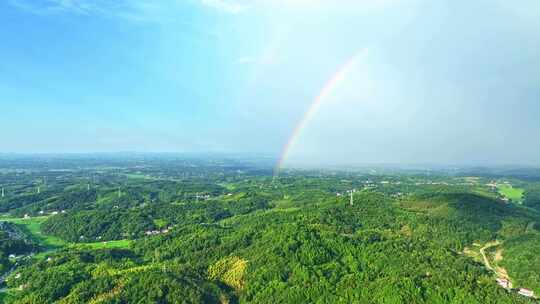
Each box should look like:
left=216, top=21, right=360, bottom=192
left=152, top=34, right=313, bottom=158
left=350, top=190, right=354, bottom=206
left=1, top=187, right=4, bottom=198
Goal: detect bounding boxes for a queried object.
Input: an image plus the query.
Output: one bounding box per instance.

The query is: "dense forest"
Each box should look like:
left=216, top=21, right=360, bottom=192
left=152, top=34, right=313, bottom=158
left=524, top=183, right=540, bottom=211
left=1, top=156, right=539, bottom=303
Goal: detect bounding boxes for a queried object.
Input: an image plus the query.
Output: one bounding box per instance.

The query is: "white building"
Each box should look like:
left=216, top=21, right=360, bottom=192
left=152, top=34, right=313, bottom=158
left=518, top=288, right=535, bottom=298
left=496, top=278, right=512, bottom=289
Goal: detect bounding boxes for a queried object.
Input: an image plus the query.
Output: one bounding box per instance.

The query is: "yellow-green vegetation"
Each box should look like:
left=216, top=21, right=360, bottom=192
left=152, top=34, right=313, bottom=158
left=498, top=184, right=524, bottom=202
left=208, top=256, right=248, bottom=291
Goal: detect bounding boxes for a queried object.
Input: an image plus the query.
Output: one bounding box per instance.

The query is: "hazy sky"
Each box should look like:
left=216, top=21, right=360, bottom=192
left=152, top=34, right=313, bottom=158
left=1, top=0, right=539, bottom=166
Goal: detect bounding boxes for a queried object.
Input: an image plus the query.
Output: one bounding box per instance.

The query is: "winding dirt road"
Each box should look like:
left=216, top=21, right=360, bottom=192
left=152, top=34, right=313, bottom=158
left=479, top=241, right=501, bottom=272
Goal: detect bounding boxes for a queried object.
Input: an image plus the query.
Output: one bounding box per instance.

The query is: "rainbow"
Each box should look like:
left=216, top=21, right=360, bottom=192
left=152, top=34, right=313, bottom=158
left=274, top=49, right=368, bottom=176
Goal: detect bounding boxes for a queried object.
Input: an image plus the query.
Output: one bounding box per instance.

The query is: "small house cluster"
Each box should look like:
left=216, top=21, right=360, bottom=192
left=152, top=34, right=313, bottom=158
left=145, top=227, right=172, bottom=236
left=495, top=277, right=536, bottom=299
left=32, top=210, right=67, bottom=217
left=195, top=194, right=211, bottom=201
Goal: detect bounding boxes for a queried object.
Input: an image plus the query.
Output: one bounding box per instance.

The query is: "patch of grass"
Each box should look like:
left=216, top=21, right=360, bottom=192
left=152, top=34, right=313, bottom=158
left=70, top=239, right=132, bottom=250
left=498, top=184, right=524, bottom=203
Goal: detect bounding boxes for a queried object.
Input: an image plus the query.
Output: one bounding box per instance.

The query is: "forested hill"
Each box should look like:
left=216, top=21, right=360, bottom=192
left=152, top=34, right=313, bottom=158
left=2, top=188, right=538, bottom=302
left=1, top=161, right=540, bottom=303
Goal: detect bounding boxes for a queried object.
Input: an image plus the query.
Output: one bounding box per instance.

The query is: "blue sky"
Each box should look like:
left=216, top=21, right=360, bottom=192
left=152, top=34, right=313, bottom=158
left=1, top=0, right=540, bottom=166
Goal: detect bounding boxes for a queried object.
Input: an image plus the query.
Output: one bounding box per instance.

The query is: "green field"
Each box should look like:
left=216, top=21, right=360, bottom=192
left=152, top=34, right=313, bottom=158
left=0, top=216, right=131, bottom=253
left=0, top=216, right=66, bottom=249
left=497, top=184, right=525, bottom=202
